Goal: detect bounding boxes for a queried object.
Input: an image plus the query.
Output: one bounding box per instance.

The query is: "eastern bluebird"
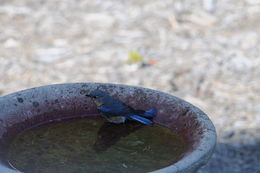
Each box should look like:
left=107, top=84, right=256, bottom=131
left=86, top=89, right=156, bottom=125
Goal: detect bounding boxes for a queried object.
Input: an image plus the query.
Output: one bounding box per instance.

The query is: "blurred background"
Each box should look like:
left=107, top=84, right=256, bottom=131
left=0, top=0, right=259, bottom=172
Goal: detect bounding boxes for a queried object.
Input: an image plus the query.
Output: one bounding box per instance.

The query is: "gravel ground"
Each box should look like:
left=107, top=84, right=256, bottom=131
left=0, top=0, right=260, bottom=172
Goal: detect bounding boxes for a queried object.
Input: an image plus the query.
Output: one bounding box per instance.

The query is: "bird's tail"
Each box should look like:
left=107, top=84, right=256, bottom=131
left=129, top=115, right=154, bottom=125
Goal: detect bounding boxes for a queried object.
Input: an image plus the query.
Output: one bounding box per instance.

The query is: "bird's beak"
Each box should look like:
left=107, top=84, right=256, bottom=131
left=85, top=94, right=92, bottom=98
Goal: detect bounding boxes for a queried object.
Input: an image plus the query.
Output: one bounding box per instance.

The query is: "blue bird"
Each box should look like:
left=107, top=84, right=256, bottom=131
left=86, top=89, right=156, bottom=125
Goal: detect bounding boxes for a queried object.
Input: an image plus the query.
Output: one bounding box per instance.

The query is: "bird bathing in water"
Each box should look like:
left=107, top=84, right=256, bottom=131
left=86, top=90, right=156, bottom=125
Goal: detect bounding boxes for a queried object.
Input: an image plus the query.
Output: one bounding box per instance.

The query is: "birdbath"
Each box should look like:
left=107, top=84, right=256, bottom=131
left=0, top=83, right=216, bottom=173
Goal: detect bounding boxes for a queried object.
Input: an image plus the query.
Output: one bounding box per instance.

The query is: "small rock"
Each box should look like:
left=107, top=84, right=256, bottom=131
left=53, top=39, right=68, bottom=47
left=188, top=10, right=216, bottom=27
left=222, top=130, right=234, bottom=139
left=246, top=0, right=260, bottom=5
left=0, top=5, right=31, bottom=16
left=202, top=0, right=216, bottom=13
left=255, top=114, right=260, bottom=123
left=234, top=121, right=246, bottom=129
left=122, top=163, right=128, bottom=168
left=34, top=48, right=72, bottom=64
left=84, top=13, right=115, bottom=28
left=3, top=38, right=19, bottom=48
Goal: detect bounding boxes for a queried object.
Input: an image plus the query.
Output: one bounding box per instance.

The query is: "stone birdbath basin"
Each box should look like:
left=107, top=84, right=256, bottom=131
left=0, top=83, right=216, bottom=173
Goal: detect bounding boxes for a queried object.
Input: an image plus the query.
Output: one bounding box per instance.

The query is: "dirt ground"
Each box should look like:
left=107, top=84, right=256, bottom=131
left=0, top=0, right=260, bottom=172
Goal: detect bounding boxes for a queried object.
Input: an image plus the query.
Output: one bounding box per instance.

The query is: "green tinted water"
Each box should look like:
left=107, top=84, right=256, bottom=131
left=6, top=118, right=186, bottom=173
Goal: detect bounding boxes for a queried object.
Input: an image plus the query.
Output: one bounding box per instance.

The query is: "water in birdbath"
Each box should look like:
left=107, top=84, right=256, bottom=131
left=5, top=117, right=186, bottom=173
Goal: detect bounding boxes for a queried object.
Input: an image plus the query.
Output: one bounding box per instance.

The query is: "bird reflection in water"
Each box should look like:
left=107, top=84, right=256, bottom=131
left=93, top=121, right=144, bottom=152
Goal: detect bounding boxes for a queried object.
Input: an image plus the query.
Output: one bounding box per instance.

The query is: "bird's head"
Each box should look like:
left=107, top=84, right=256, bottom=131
left=86, top=89, right=109, bottom=106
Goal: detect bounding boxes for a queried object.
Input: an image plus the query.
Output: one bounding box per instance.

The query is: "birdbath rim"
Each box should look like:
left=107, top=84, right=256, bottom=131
left=0, top=83, right=216, bottom=173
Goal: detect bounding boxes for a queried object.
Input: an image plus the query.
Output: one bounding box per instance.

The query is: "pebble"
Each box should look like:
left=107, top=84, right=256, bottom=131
left=3, top=38, right=19, bottom=48
left=34, top=48, right=72, bottom=64
left=234, top=121, right=246, bottom=129
left=84, top=13, right=115, bottom=28
left=53, top=39, right=68, bottom=47
left=246, top=0, right=260, bottom=5
left=122, top=163, right=128, bottom=168
left=202, top=0, right=216, bottom=13
left=222, top=130, right=234, bottom=139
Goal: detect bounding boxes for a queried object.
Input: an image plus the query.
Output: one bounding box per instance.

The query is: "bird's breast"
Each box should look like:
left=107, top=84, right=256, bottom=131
left=94, top=100, right=104, bottom=107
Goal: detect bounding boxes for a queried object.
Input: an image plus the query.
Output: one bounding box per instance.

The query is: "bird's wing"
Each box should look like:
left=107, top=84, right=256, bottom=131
left=98, top=106, right=119, bottom=114
left=98, top=106, right=113, bottom=113
left=100, top=97, right=131, bottom=115
left=128, top=115, right=153, bottom=125
left=98, top=105, right=126, bottom=115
